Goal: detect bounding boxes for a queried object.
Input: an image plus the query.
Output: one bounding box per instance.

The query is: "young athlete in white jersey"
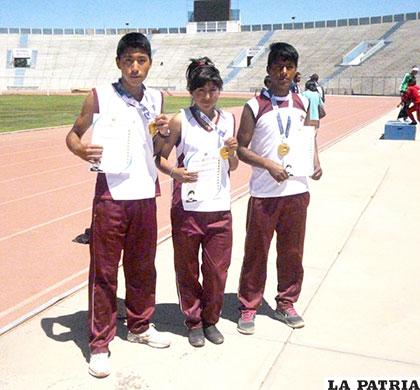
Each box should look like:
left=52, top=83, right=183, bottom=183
left=154, top=57, right=238, bottom=347
left=236, top=42, right=322, bottom=335
left=66, top=32, right=171, bottom=378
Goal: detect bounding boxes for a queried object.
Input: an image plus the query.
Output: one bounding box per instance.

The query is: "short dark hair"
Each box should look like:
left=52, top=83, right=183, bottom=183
left=185, top=57, right=223, bottom=92
left=267, top=42, right=299, bottom=67
left=116, top=32, right=152, bottom=59
left=310, top=73, right=319, bottom=81
left=305, top=80, right=318, bottom=92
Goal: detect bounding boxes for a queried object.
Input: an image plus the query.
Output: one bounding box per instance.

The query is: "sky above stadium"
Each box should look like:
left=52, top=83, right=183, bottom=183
left=0, top=0, right=417, bottom=28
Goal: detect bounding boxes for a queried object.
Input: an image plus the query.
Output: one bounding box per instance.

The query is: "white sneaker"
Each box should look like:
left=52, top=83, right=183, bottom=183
left=127, top=323, right=171, bottom=348
left=88, top=352, right=111, bottom=378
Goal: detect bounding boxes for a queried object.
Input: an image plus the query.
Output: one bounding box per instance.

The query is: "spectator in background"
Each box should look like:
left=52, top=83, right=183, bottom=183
left=259, top=75, right=271, bottom=95
left=309, top=73, right=325, bottom=102
left=303, top=80, right=325, bottom=129
left=405, top=78, right=420, bottom=125
left=255, top=75, right=271, bottom=96
left=400, top=66, right=418, bottom=93
left=290, top=71, right=302, bottom=93
left=264, top=75, right=271, bottom=89
left=398, top=66, right=418, bottom=122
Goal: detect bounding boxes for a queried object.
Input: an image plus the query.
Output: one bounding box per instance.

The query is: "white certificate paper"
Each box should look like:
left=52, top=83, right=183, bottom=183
left=182, top=152, right=221, bottom=202
left=91, top=117, right=132, bottom=174
left=282, top=125, right=315, bottom=177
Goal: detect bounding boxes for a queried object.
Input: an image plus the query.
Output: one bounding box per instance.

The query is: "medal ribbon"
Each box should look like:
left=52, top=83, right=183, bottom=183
left=113, top=80, right=156, bottom=122
left=192, top=106, right=226, bottom=147
left=268, top=91, right=291, bottom=140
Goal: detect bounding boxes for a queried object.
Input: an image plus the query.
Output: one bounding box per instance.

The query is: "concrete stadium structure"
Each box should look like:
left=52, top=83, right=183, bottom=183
left=0, top=12, right=419, bottom=95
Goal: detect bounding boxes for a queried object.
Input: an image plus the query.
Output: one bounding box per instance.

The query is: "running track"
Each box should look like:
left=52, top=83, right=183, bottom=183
left=0, top=95, right=398, bottom=333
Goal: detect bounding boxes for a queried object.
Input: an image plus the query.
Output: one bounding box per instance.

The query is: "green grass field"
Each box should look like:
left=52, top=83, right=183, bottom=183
left=0, top=95, right=248, bottom=133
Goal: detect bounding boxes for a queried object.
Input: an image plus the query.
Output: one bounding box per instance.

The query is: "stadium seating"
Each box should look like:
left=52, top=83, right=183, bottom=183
left=229, top=22, right=395, bottom=92
left=146, top=30, right=267, bottom=90
left=326, top=20, right=420, bottom=95
left=0, top=18, right=419, bottom=94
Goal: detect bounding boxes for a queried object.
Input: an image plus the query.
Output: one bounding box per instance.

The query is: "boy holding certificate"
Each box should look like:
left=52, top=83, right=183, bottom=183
left=66, top=32, right=171, bottom=378
left=235, top=42, right=322, bottom=335
left=154, top=57, right=238, bottom=348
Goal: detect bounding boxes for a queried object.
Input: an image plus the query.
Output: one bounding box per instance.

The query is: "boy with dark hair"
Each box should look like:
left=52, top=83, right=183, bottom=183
left=236, top=42, right=322, bottom=335
left=116, top=30, right=152, bottom=58
left=66, top=32, right=171, bottom=378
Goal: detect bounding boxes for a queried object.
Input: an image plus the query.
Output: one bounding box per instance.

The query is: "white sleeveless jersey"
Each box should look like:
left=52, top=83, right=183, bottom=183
left=93, top=84, right=162, bottom=200
left=175, top=107, right=235, bottom=212
left=247, top=91, right=310, bottom=198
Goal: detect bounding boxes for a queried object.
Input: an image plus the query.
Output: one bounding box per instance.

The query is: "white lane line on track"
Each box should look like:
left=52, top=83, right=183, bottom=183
left=0, top=186, right=251, bottom=335
left=0, top=125, right=71, bottom=136
left=0, top=268, right=88, bottom=319
left=0, top=179, right=93, bottom=206
left=231, top=183, right=249, bottom=199
left=1, top=153, right=66, bottom=168
left=0, top=281, right=88, bottom=336
left=0, top=176, right=172, bottom=240
left=0, top=163, right=85, bottom=184
left=0, top=144, right=64, bottom=157
left=322, top=102, right=394, bottom=126
left=0, top=223, right=173, bottom=320
left=0, top=177, right=244, bottom=241
left=319, top=114, right=388, bottom=152
left=0, top=165, right=171, bottom=185
left=0, top=141, right=57, bottom=153
left=0, top=207, right=92, bottom=242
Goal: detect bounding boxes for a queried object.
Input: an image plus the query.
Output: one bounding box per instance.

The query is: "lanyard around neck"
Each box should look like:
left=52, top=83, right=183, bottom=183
left=192, top=106, right=226, bottom=140
left=269, top=91, right=291, bottom=139
left=113, top=81, right=155, bottom=122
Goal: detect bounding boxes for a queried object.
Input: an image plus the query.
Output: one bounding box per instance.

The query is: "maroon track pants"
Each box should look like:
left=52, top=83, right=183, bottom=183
left=171, top=207, right=232, bottom=329
left=238, top=192, right=310, bottom=312
left=88, top=198, right=157, bottom=353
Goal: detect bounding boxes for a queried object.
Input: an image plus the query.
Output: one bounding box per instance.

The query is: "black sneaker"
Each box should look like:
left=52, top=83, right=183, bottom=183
left=274, top=306, right=305, bottom=329
left=203, top=325, right=224, bottom=344
left=188, top=327, right=205, bottom=347
left=410, top=121, right=417, bottom=126
left=237, top=310, right=256, bottom=335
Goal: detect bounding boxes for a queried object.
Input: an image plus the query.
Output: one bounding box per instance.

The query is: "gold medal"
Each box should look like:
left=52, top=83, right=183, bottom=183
left=278, top=143, right=290, bottom=157
left=220, top=146, right=230, bottom=160
left=148, top=122, right=157, bottom=136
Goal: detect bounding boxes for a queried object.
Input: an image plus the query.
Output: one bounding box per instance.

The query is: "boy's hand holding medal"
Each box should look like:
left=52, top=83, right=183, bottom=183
left=220, top=137, right=238, bottom=160
left=149, top=114, right=171, bottom=137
